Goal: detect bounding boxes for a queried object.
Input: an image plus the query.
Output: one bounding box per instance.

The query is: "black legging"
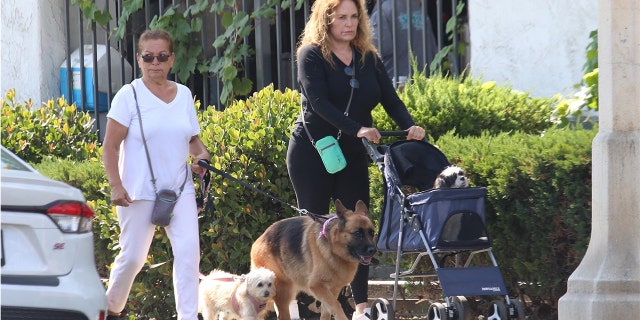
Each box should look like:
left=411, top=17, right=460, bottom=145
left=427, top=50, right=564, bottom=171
left=286, top=132, right=371, bottom=305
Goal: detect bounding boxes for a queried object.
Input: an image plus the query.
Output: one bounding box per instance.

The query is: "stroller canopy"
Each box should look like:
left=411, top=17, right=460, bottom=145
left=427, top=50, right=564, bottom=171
left=385, top=140, right=451, bottom=191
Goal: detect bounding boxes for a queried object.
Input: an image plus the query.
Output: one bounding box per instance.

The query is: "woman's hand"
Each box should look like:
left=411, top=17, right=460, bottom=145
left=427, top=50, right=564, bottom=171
left=189, top=135, right=210, bottom=176
left=406, top=125, right=426, bottom=141
left=357, top=127, right=382, bottom=143
left=110, top=184, right=133, bottom=207
left=192, top=160, right=207, bottom=176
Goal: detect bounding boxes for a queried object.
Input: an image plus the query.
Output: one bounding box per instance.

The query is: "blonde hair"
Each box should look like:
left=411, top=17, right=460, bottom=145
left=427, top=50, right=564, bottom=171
left=297, top=0, right=377, bottom=67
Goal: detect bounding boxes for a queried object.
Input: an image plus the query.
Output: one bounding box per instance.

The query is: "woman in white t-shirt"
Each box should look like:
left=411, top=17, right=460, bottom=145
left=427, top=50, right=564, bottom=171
left=102, top=29, right=210, bottom=320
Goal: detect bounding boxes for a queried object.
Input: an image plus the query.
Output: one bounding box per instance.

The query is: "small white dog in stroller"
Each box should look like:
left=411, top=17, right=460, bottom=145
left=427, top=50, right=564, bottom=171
left=434, top=165, right=469, bottom=189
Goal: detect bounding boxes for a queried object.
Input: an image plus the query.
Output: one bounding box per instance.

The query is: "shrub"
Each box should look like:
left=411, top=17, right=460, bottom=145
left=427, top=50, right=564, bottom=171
left=435, top=127, right=595, bottom=304
left=550, top=30, right=599, bottom=128
left=5, top=80, right=594, bottom=318
left=196, top=85, right=300, bottom=275
left=372, top=73, right=558, bottom=140
left=1, top=89, right=100, bottom=163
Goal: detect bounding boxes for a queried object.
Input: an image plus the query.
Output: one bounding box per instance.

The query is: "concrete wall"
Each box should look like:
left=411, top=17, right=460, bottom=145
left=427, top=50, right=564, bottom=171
left=468, top=0, right=598, bottom=98
left=0, top=0, right=599, bottom=104
left=1, top=0, right=66, bottom=103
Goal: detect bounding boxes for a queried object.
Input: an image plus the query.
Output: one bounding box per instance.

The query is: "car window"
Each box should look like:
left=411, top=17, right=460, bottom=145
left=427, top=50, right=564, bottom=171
left=1, top=148, right=32, bottom=171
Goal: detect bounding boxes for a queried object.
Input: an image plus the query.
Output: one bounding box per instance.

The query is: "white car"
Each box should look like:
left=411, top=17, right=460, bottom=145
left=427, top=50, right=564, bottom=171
left=1, top=145, right=107, bottom=320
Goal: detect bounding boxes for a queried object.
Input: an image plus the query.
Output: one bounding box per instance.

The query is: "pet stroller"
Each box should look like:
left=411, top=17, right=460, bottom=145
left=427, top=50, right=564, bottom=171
left=363, top=132, right=525, bottom=320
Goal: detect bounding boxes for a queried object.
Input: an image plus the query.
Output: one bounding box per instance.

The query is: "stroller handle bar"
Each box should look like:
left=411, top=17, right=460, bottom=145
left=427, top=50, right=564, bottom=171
left=380, top=130, right=409, bottom=137
left=362, top=131, right=408, bottom=169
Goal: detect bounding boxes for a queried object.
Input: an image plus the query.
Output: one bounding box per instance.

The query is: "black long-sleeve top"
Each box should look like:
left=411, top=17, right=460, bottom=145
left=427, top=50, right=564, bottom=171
left=294, top=44, right=416, bottom=154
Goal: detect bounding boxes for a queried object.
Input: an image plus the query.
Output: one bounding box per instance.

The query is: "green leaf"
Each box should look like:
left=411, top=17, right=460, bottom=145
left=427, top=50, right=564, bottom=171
left=221, top=11, right=233, bottom=28
left=220, top=85, right=232, bottom=105
left=233, top=11, right=249, bottom=26
left=186, top=0, right=209, bottom=15
left=94, top=10, right=112, bottom=26
left=232, top=77, right=253, bottom=95
left=222, top=65, right=238, bottom=81
left=191, top=17, right=203, bottom=32
left=212, top=35, right=227, bottom=49
left=209, top=1, right=226, bottom=13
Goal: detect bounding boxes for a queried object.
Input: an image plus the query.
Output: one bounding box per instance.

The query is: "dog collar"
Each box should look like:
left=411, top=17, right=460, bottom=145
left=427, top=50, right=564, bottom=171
left=318, top=215, right=338, bottom=239
left=231, top=286, right=266, bottom=314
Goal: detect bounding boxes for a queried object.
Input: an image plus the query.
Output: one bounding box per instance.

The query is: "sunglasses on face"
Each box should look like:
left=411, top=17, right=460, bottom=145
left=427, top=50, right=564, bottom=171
left=139, top=53, right=171, bottom=63
left=344, top=66, right=360, bottom=88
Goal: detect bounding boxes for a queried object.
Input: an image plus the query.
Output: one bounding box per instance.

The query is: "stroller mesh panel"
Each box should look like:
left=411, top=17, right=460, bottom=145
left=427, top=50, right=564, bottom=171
left=438, top=211, right=489, bottom=249
left=377, top=187, right=490, bottom=252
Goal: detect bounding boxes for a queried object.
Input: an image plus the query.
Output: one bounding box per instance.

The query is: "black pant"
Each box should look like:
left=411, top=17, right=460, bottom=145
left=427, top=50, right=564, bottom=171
left=286, top=132, right=371, bottom=305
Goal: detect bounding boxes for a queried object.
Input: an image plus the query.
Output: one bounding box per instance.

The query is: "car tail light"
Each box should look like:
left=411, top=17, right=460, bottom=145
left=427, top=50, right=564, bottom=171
left=46, top=202, right=95, bottom=233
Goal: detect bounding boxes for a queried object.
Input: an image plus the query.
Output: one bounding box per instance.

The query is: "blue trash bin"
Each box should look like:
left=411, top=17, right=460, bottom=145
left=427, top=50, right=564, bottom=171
left=60, top=45, right=132, bottom=112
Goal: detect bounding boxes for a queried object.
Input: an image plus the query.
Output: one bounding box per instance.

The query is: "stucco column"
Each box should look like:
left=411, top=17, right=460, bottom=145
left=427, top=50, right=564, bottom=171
left=558, top=1, right=640, bottom=319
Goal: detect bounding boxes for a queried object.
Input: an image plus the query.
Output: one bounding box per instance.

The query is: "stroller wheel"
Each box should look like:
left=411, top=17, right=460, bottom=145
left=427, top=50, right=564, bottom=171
left=451, top=296, right=472, bottom=320
left=370, top=298, right=394, bottom=320
left=486, top=300, right=508, bottom=320
left=427, top=302, right=448, bottom=320
left=508, top=298, right=526, bottom=320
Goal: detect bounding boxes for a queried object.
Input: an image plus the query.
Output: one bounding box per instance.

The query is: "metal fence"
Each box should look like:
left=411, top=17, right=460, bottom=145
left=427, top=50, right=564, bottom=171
left=62, top=0, right=465, bottom=137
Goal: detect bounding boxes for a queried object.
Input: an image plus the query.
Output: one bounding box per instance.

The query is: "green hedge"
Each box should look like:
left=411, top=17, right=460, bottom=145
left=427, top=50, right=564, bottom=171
left=435, top=128, right=594, bottom=300
left=373, top=73, right=558, bottom=140
left=4, top=76, right=588, bottom=318
left=196, top=85, right=300, bottom=274
left=1, top=89, right=100, bottom=163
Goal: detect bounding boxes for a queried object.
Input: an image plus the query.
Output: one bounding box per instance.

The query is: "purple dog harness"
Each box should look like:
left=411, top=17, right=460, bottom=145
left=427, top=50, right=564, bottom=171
left=318, top=215, right=338, bottom=239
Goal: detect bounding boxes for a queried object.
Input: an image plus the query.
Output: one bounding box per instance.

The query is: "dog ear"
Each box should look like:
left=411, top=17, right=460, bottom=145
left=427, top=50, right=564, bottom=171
left=354, top=200, right=369, bottom=216
left=335, top=199, right=347, bottom=216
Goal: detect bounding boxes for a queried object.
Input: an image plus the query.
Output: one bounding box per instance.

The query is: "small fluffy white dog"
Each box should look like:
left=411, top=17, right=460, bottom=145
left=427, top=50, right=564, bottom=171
left=199, top=267, right=276, bottom=320
left=434, top=166, right=469, bottom=189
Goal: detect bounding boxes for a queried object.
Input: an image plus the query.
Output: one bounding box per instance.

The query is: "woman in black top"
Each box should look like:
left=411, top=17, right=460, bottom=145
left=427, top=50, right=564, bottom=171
left=286, top=0, right=425, bottom=318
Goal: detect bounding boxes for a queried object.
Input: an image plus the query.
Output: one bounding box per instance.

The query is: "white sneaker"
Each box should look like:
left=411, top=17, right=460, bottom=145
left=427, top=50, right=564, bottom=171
left=288, top=300, right=300, bottom=320
left=352, top=307, right=371, bottom=320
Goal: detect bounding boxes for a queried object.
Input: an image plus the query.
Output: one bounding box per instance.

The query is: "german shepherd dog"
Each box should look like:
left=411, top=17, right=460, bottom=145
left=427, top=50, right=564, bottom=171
left=250, top=199, right=376, bottom=320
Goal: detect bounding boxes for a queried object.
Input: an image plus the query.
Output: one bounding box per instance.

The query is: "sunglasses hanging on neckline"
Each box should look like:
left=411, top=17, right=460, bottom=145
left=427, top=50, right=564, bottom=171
left=343, top=48, right=359, bottom=88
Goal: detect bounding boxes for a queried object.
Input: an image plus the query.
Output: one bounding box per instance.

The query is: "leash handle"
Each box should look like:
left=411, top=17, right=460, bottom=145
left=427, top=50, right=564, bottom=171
left=197, top=159, right=324, bottom=221
left=196, top=165, right=213, bottom=216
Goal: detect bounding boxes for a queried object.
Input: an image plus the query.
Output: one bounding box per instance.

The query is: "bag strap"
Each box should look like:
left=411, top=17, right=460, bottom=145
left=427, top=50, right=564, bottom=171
left=130, top=84, right=188, bottom=194
left=301, top=47, right=356, bottom=146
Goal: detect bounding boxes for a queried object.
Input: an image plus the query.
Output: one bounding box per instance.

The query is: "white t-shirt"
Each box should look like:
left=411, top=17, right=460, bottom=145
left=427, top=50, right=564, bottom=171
left=108, top=78, right=200, bottom=201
